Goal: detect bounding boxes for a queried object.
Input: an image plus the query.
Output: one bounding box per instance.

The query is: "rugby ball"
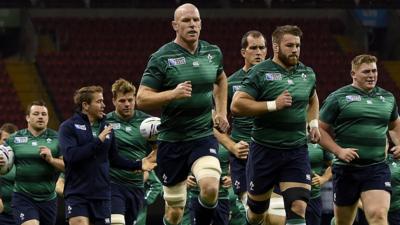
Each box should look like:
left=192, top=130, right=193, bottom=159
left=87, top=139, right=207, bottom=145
left=0, top=145, right=14, bottom=175
left=139, top=117, right=161, bottom=141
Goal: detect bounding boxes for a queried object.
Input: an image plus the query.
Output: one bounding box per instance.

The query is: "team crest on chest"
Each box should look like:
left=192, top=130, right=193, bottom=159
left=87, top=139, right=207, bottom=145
left=168, top=57, right=186, bottom=66
left=14, top=137, right=28, bottom=144
left=345, top=95, right=362, bottom=102
left=46, top=138, right=52, bottom=143
left=207, top=54, right=213, bottom=63
left=265, top=73, right=282, bottom=81
left=74, top=124, right=87, bottom=131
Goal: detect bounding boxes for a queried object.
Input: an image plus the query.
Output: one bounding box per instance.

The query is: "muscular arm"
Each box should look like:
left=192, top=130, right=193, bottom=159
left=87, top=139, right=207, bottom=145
left=230, top=91, right=268, bottom=117
left=213, top=128, right=249, bottom=159
left=307, top=91, right=319, bottom=122
left=388, top=118, right=400, bottom=158
left=213, top=72, right=228, bottom=118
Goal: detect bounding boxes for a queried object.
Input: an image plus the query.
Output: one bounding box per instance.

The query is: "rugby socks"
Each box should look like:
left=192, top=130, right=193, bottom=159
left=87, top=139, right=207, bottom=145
left=192, top=196, right=218, bottom=225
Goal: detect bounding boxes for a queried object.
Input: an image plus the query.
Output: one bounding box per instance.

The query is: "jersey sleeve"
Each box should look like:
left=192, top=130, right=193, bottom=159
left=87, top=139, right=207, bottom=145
left=390, top=100, right=399, bottom=121
left=320, top=93, right=340, bottom=125
left=215, top=47, right=224, bottom=77
left=238, top=69, right=262, bottom=100
left=140, top=55, right=166, bottom=90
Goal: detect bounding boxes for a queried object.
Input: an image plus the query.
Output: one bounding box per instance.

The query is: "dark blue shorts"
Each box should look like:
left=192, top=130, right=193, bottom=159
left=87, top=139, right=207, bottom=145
left=332, top=162, right=391, bottom=206
left=229, top=153, right=247, bottom=195
left=246, top=143, right=311, bottom=195
left=156, top=135, right=219, bottom=186
left=110, top=183, right=144, bottom=225
left=12, top=192, right=57, bottom=225
left=0, top=212, right=16, bottom=225
left=389, top=210, right=400, bottom=225
left=188, top=197, right=229, bottom=225
left=65, top=196, right=111, bottom=225
left=306, top=196, right=322, bottom=225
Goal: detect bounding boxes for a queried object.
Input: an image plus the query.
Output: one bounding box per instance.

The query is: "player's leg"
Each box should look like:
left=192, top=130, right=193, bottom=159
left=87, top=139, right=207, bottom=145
left=229, top=153, right=248, bottom=204
left=265, top=194, right=285, bottom=225
left=36, top=197, right=57, bottom=225
left=360, top=163, right=391, bottom=225
left=110, top=183, right=126, bottom=225
left=211, top=199, right=229, bottom=225
left=65, top=196, right=91, bottom=225
left=305, top=196, right=322, bottom=225
left=190, top=136, right=221, bottom=225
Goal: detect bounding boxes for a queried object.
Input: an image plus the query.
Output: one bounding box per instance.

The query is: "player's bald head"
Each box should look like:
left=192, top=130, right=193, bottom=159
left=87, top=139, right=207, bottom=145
left=174, top=3, right=199, bottom=21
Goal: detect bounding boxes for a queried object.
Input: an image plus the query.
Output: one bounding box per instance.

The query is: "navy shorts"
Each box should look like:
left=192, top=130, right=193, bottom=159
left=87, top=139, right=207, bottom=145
left=65, top=196, right=111, bottom=225
left=306, top=196, right=322, bottom=225
left=188, top=197, right=229, bottom=225
left=12, top=192, right=57, bottom=225
left=110, top=183, right=144, bottom=225
left=0, top=212, right=16, bottom=225
left=389, top=210, right=400, bottom=225
left=246, top=143, right=311, bottom=195
left=156, top=135, right=219, bottom=186
left=332, top=162, right=391, bottom=206
left=229, top=153, right=247, bottom=195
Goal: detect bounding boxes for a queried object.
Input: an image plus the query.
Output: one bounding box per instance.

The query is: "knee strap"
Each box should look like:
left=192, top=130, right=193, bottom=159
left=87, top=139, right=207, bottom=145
left=281, top=187, right=310, bottom=220
left=247, top=196, right=270, bottom=214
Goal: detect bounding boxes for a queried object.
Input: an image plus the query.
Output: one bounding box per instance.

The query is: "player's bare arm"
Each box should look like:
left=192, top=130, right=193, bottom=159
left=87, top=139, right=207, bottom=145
left=307, top=91, right=321, bottom=143
left=213, top=128, right=249, bottom=159
left=389, top=118, right=400, bottom=159
left=136, top=82, right=192, bottom=111
left=319, top=121, right=359, bottom=162
left=213, top=71, right=229, bottom=133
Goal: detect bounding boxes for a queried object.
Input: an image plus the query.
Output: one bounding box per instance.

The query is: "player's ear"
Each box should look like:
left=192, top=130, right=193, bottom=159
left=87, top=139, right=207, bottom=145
left=171, top=20, right=178, bottom=31
left=272, top=43, right=279, bottom=53
left=240, top=48, right=246, bottom=58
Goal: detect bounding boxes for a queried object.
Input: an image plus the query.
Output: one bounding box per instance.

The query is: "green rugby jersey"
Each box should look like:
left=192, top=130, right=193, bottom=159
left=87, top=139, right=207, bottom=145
left=320, top=85, right=398, bottom=166
left=228, top=69, right=254, bottom=143
left=228, top=187, right=246, bottom=225
left=0, top=165, right=16, bottom=214
left=188, top=144, right=230, bottom=200
left=141, top=41, right=224, bottom=141
left=106, top=111, right=152, bottom=189
left=6, top=129, right=59, bottom=201
left=387, top=155, right=400, bottom=212
left=239, top=59, right=316, bottom=149
left=307, top=143, right=333, bottom=199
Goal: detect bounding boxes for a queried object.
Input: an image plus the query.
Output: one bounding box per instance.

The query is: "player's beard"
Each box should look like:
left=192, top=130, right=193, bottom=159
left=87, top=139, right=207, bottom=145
left=278, top=51, right=298, bottom=67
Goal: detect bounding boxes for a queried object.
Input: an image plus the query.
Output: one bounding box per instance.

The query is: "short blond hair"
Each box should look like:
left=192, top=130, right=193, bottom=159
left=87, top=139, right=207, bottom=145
left=351, top=54, right=377, bottom=71
left=111, top=78, right=136, bottom=99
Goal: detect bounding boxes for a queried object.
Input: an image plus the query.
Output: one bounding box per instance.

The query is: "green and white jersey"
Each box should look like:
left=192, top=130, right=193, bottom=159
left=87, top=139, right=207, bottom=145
left=0, top=165, right=16, bottom=214
left=6, top=129, right=59, bottom=201
left=188, top=144, right=230, bottom=200
left=106, top=111, right=152, bottom=189
left=308, top=143, right=333, bottom=199
left=239, top=59, right=316, bottom=149
left=387, top=155, right=400, bottom=212
left=320, top=85, right=398, bottom=166
left=228, top=69, right=254, bottom=143
left=141, top=41, right=224, bottom=142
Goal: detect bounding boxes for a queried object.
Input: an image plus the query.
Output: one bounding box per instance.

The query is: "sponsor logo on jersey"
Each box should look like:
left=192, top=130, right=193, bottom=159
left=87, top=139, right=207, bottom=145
left=192, top=61, right=200, bottom=67
left=265, top=73, right=282, bottom=81
left=345, top=95, right=361, bottom=102
left=110, top=123, right=120, bottom=130
left=168, top=57, right=186, bottom=66
left=385, top=182, right=391, bottom=187
left=74, top=124, right=87, bottom=130
left=232, top=85, right=241, bottom=92
left=287, top=79, right=294, bottom=85
left=14, top=137, right=28, bottom=143
left=125, top=126, right=132, bottom=132
left=366, top=100, right=373, bottom=104
left=32, top=141, right=38, bottom=146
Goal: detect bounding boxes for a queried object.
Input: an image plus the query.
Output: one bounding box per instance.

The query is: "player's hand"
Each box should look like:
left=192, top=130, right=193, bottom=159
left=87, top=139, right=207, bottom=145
left=213, top=113, right=229, bottom=133
left=337, top=148, right=359, bottom=163
left=98, top=125, right=113, bottom=142
left=39, top=146, right=54, bottom=163
left=231, top=141, right=249, bottom=159
left=172, top=81, right=192, bottom=100
left=275, top=90, right=292, bottom=110
left=221, top=176, right=232, bottom=188
left=141, top=150, right=157, bottom=171
left=308, top=127, right=321, bottom=143
left=187, top=175, right=197, bottom=188
left=391, top=146, right=400, bottom=159
left=311, top=172, right=326, bottom=187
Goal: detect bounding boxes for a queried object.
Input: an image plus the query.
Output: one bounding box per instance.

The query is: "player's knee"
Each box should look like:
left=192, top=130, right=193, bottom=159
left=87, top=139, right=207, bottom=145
left=282, top=187, right=310, bottom=219
left=111, top=214, right=125, bottom=225
left=367, top=207, right=388, bottom=222
left=192, top=156, right=221, bottom=182
left=163, top=181, right=187, bottom=207
left=247, top=196, right=270, bottom=214
left=199, top=184, right=219, bottom=204
left=165, top=206, right=184, bottom=224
